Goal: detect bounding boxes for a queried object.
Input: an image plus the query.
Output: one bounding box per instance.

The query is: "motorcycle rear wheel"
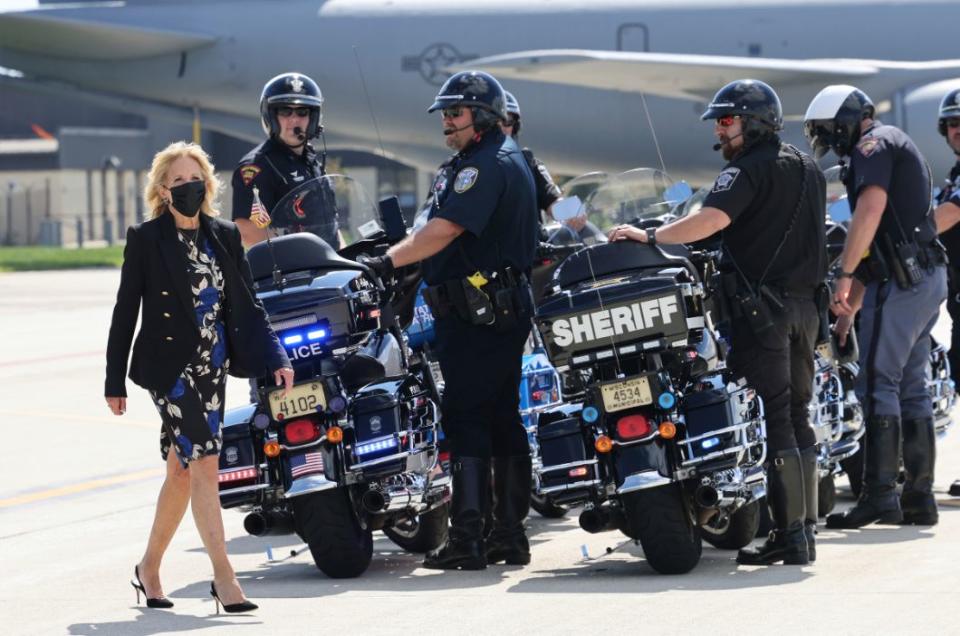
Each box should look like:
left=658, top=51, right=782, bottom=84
left=818, top=473, right=837, bottom=517
left=840, top=448, right=864, bottom=499
left=531, top=493, right=569, bottom=519
left=293, top=489, right=373, bottom=578
left=701, top=500, right=760, bottom=550
left=621, top=484, right=702, bottom=574
left=383, top=504, right=449, bottom=553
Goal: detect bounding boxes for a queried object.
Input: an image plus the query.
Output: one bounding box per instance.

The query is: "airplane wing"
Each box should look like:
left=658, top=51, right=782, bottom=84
left=0, top=11, right=216, bottom=60
left=458, top=49, right=886, bottom=102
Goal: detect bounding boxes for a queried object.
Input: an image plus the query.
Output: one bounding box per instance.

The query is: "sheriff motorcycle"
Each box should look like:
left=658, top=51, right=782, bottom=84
left=532, top=169, right=767, bottom=574
left=216, top=175, right=449, bottom=578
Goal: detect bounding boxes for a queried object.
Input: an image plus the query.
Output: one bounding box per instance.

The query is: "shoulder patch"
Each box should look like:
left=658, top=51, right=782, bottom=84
left=454, top=167, right=479, bottom=193
left=239, top=164, right=261, bottom=187
left=712, top=167, right=741, bottom=193
left=857, top=137, right=880, bottom=157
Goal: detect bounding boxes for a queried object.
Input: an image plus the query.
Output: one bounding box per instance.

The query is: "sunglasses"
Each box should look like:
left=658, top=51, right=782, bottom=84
left=276, top=106, right=311, bottom=118
left=716, top=115, right=739, bottom=127
left=947, top=119, right=960, bottom=129
left=441, top=106, right=465, bottom=119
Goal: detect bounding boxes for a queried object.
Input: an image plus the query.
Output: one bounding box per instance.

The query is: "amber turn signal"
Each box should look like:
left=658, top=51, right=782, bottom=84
left=326, top=425, right=344, bottom=444
left=263, top=440, right=281, bottom=458
left=594, top=435, right=613, bottom=453
left=658, top=421, right=677, bottom=439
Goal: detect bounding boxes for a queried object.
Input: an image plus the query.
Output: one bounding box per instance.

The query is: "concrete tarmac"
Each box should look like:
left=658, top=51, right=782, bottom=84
left=1, top=269, right=958, bottom=636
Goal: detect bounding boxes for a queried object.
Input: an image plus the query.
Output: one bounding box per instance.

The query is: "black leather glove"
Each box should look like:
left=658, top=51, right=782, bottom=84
left=357, top=254, right=395, bottom=279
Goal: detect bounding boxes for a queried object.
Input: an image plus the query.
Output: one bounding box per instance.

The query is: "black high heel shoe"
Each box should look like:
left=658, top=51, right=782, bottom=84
left=210, top=582, right=258, bottom=614
left=131, top=565, right=174, bottom=609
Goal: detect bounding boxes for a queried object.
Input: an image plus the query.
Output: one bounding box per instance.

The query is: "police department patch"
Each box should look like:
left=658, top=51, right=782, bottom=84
left=240, top=164, right=261, bottom=187
left=857, top=138, right=880, bottom=157
left=712, top=167, right=741, bottom=193
left=454, top=167, right=479, bottom=193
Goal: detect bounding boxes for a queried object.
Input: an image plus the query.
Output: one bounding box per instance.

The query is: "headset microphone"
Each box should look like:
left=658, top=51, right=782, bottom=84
left=443, top=122, right=474, bottom=136
left=713, top=132, right=743, bottom=152
left=293, top=126, right=307, bottom=142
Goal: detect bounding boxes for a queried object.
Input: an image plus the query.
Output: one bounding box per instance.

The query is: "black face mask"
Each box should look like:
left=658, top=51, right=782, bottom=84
left=169, top=180, right=205, bottom=217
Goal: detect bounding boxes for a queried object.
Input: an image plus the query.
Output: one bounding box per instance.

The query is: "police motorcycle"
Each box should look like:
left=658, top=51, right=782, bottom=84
left=216, top=175, right=449, bottom=578
left=532, top=169, right=767, bottom=574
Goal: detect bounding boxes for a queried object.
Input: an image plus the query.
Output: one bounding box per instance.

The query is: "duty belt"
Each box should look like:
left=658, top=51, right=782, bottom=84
left=422, top=269, right=530, bottom=328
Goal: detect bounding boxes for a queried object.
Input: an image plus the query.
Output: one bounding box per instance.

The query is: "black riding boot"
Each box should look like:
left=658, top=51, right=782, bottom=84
left=737, top=449, right=809, bottom=566
left=826, top=415, right=903, bottom=528
left=424, top=456, right=489, bottom=570
left=900, top=417, right=938, bottom=526
left=799, top=445, right=818, bottom=562
left=951, top=480, right=960, bottom=497
left=486, top=455, right=532, bottom=565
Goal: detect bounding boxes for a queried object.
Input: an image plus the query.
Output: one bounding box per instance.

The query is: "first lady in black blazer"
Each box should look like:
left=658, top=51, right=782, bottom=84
left=105, top=141, right=293, bottom=614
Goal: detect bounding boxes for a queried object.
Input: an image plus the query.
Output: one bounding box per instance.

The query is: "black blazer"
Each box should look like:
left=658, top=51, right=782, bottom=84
left=105, top=212, right=289, bottom=397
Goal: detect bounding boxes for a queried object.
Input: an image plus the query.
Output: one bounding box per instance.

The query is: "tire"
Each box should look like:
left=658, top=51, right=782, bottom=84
left=841, top=448, right=864, bottom=498
left=818, top=473, right=837, bottom=517
left=621, top=484, right=702, bottom=574
left=531, top=493, right=569, bottom=519
left=701, top=500, right=761, bottom=550
left=383, top=504, right=449, bottom=553
left=292, top=489, right=373, bottom=579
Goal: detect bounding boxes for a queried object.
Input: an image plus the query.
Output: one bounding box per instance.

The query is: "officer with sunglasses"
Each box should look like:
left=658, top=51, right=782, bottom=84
left=806, top=85, right=946, bottom=530
left=932, top=87, right=960, bottom=499
left=610, top=79, right=827, bottom=567
left=361, top=70, right=538, bottom=571
left=231, top=72, right=339, bottom=248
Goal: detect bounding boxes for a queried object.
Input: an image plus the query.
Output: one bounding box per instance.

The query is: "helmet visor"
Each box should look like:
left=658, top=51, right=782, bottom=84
left=804, top=120, right=834, bottom=159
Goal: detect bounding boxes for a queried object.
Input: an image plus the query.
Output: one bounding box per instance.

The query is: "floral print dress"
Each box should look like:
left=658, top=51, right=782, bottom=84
left=149, top=227, right=230, bottom=465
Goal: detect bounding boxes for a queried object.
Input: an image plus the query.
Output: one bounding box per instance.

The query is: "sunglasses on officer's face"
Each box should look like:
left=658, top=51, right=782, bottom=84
left=947, top=119, right=960, bottom=129
left=716, top=115, right=740, bottom=127
left=441, top=107, right=465, bottom=119
left=277, top=106, right=310, bottom=118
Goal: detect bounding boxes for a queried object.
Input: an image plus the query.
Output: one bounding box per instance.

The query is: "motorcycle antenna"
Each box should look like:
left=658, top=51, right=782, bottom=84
left=252, top=185, right=286, bottom=290
left=639, top=92, right=668, bottom=175
left=352, top=45, right=389, bottom=160
left=583, top=248, right=625, bottom=379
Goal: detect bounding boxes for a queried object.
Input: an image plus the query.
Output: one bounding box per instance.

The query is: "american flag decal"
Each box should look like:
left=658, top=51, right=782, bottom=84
left=289, top=451, right=325, bottom=478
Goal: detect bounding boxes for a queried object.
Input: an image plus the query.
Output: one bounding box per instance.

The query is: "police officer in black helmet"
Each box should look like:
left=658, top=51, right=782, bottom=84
left=610, top=79, right=827, bottom=566
left=805, top=85, right=947, bottom=530
left=231, top=72, right=340, bottom=248
left=360, top=70, right=538, bottom=570
left=931, top=87, right=960, bottom=499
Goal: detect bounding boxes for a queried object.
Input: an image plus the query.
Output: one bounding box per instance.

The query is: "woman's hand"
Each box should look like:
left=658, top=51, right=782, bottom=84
left=607, top=224, right=645, bottom=243
left=106, top=396, right=126, bottom=416
left=274, top=367, right=295, bottom=396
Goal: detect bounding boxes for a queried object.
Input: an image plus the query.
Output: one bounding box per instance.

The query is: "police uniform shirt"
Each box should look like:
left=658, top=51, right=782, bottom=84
left=521, top=148, right=562, bottom=218
left=701, top=137, right=827, bottom=289
left=937, top=162, right=960, bottom=263
left=844, top=122, right=936, bottom=245
left=421, top=130, right=538, bottom=285
left=230, top=138, right=337, bottom=245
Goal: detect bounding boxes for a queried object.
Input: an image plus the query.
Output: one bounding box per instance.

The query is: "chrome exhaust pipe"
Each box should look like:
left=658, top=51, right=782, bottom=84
left=694, top=484, right=720, bottom=508
left=361, top=489, right=387, bottom=513
left=578, top=507, right=620, bottom=534
left=243, top=511, right=295, bottom=537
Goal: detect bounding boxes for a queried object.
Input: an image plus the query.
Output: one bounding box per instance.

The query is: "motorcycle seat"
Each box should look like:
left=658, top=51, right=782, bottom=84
left=340, top=351, right=387, bottom=393
left=247, top=233, right=366, bottom=281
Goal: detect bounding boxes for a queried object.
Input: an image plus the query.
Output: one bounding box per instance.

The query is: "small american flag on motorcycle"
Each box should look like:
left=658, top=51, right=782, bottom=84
left=289, top=451, right=324, bottom=478
left=251, top=186, right=272, bottom=229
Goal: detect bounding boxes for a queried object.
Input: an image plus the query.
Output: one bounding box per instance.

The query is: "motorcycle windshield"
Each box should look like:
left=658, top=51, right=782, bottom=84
left=270, top=174, right=381, bottom=249
left=582, top=168, right=680, bottom=232
left=544, top=172, right=613, bottom=247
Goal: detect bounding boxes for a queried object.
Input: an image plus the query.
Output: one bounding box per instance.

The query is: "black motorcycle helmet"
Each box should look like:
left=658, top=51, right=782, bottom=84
left=260, top=72, right=324, bottom=140
left=504, top=90, right=522, bottom=135
left=427, top=70, right=507, bottom=133
left=803, top=85, right=875, bottom=159
left=937, top=87, right=960, bottom=137
left=701, top=79, right=783, bottom=147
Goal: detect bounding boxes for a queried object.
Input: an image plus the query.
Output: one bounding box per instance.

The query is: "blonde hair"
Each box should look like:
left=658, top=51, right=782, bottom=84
left=144, top=141, right=223, bottom=219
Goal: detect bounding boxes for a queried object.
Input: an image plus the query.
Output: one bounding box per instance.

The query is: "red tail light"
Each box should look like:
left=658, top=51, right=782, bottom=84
left=284, top=418, right=320, bottom=444
left=616, top=414, right=652, bottom=440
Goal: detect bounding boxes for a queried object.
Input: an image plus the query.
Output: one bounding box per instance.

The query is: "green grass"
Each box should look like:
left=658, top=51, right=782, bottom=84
left=0, top=246, right=125, bottom=272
